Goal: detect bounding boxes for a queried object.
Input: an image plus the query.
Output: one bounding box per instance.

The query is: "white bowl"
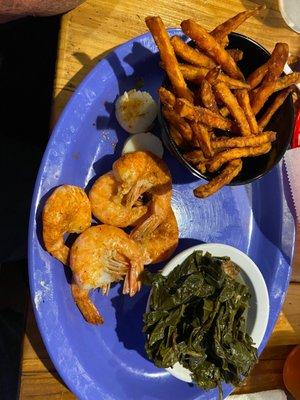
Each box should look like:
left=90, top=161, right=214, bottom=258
left=278, top=0, right=300, bottom=34
left=146, top=243, right=269, bottom=383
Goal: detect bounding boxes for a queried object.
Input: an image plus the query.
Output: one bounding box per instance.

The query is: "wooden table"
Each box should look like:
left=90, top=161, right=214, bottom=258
left=19, top=0, right=300, bottom=398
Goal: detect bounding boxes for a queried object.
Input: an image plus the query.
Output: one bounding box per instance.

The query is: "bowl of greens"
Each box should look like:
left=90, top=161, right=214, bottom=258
left=143, top=243, right=269, bottom=398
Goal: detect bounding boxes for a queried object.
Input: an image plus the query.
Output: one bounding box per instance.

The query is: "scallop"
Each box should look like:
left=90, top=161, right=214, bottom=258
left=122, top=132, right=164, bottom=158
left=115, top=89, right=158, bottom=134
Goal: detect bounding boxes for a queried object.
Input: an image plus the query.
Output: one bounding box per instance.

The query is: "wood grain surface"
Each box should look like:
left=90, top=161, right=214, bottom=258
left=52, top=0, right=300, bottom=123
left=20, top=0, right=300, bottom=398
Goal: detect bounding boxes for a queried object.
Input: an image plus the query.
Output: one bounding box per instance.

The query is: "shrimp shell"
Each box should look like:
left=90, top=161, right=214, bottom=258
left=42, top=185, right=91, bottom=264
left=89, top=172, right=148, bottom=227
left=113, top=151, right=172, bottom=240
left=134, top=208, right=179, bottom=264
left=70, top=224, right=144, bottom=324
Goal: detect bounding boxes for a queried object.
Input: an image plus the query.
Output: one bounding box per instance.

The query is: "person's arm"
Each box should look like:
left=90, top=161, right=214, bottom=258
left=0, top=0, right=84, bottom=23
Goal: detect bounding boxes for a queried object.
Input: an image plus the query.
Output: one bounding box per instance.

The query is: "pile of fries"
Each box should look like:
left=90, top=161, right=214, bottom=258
left=145, top=7, right=299, bottom=198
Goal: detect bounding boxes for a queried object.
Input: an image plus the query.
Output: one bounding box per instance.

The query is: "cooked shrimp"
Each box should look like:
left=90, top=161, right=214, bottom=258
left=113, top=151, right=172, bottom=240
left=70, top=224, right=144, bottom=324
left=89, top=172, right=148, bottom=227
left=42, top=185, right=91, bottom=264
left=134, top=208, right=179, bottom=264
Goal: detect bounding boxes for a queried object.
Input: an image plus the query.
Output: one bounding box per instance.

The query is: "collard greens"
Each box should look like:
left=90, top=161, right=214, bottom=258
left=143, top=251, right=258, bottom=398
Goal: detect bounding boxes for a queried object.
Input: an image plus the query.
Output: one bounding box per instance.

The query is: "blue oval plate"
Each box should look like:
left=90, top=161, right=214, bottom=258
left=29, top=29, right=296, bottom=400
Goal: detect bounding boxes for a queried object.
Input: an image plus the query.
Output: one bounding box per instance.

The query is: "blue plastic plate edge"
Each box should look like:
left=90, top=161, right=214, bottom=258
left=27, top=28, right=296, bottom=399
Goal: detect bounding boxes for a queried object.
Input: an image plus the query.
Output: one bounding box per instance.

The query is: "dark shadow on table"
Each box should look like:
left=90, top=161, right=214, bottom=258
left=0, top=15, right=60, bottom=400
left=0, top=261, right=28, bottom=400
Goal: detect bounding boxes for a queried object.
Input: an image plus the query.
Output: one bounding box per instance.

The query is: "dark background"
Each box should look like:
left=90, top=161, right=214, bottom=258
left=0, top=15, right=60, bottom=399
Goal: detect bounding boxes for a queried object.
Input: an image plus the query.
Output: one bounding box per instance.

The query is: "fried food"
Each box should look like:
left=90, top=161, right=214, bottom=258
left=89, top=172, right=148, bottom=228
left=258, top=88, right=293, bottom=131
left=145, top=11, right=296, bottom=198
left=213, top=82, right=251, bottom=136
left=42, top=185, right=91, bottom=264
left=191, top=122, right=213, bottom=157
left=170, top=35, right=215, bottom=68
left=251, top=43, right=289, bottom=115
left=227, top=48, right=244, bottom=62
left=169, top=124, right=185, bottom=147
left=235, top=89, right=259, bottom=134
left=162, top=106, right=193, bottom=141
left=158, top=86, right=175, bottom=108
left=205, top=66, right=221, bottom=84
left=247, top=63, right=268, bottom=89
left=145, top=16, right=193, bottom=102
left=181, top=19, right=244, bottom=80
left=219, top=106, right=230, bottom=118
left=196, top=161, right=207, bottom=174
left=274, top=72, right=300, bottom=92
left=113, top=151, right=172, bottom=241
left=175, top=97, right=233, bottom=131
left=183, top=149, right=207, bottom=164
left=178, top=64, right=249, bottom=89
left=134, top=208, right=178, bottom=264
left=210, top=5, right=265, bottom=47
left=194, top=159, right=243, bottom=198
left=212, top=131, right=276, bottom=150
left=199, top=79, right=219, bottom=113
left=70, top=225, right=144, bottom=324
left=184, top=149, right=209, bottom=173
left=208, top=143, right=271, bottom=172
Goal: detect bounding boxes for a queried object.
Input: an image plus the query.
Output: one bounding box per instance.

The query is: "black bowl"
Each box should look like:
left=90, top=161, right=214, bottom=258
left=159, top=32, right=295, bottom=185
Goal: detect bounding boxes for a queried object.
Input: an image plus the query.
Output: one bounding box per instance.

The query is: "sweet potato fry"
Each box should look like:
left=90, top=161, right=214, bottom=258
left=219, top=106, right=230, bottom=118
left=183, top=149, right=207, bottom=164
left=274, top=72, right=300, bottom=92
left=213, top=82, right=251, bottom=136
left=205, top=66, right=221, bottom=84
left=169, top=124, right=185, bottom=147
left=191, top=122, right=213, bottom=157
left=196, top=162, right=207, bottom=174
left=170, top=36, right=215, bottom=68
left=227, top=48, right=244, bottom=62
left=162, top=106, right=193, bottom=141
left=178, top=64, right=249, bottom=89
left=200, top=79, right=219, bottom=113
left=258, top=88, right=293, bottom=131
left=181, top=19, right=244, bottom=80
left=235, top=89, right=259, bottom=133
left=247, top=63, right=268, bottom=89
left=251, top=43, right=289, bottom=115
left=207, top=143, right=271, bottom=172
left=212, top=131, right=276, bottom=149
left=194, top=159, right=243, bottom=198
left=158, top=87, right=175, bottom=108
left=145, top=16, right=193, bottom=102
left=175, top=98, right=233, bottom=131
left=210, top=6, right=265, bottom=47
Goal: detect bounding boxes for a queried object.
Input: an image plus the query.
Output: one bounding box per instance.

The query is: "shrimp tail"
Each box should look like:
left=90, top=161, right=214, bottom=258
left=50, top=245, right=69, bottom=265
left=125, top=181, right=149, bottom=208
left=101, top=283, right=111, bottom=295
left=71, top=282, right=104, bottom=325
left=130, top=215, right=160, bottom=240
left=123, top=263, right=143, bottom=297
